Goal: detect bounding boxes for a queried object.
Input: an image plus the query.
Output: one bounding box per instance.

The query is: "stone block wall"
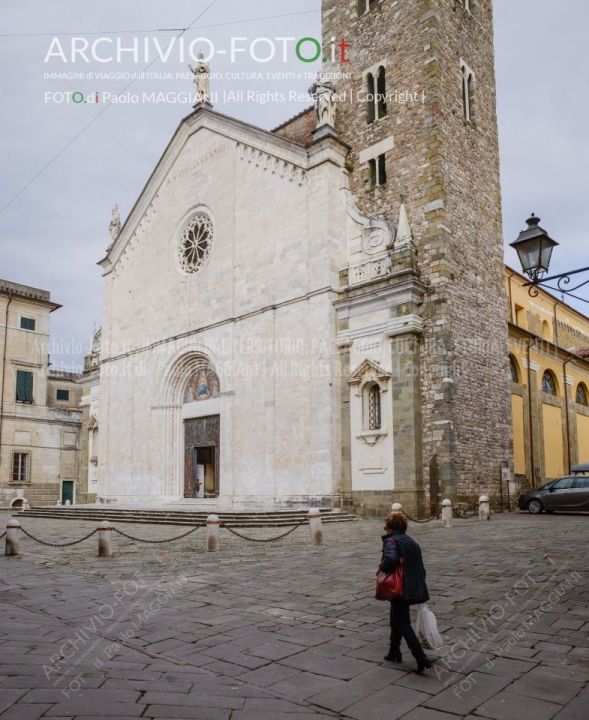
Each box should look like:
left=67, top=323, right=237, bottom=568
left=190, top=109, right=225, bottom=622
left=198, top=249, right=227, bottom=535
left=323, top=0, right=511, bottom=506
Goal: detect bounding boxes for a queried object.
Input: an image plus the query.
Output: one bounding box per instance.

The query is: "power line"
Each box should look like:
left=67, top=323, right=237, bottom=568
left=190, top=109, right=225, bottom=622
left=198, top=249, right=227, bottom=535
left=0, top=4, right=322, bottom=215
left=0, top=0, right=228, bottom=216
left=0, top=10, right=319, bottom=38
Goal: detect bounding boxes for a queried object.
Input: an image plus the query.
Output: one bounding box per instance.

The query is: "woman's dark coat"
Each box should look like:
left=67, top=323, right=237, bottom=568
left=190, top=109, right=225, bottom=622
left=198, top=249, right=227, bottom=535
left=380, top=530, right=429, bottom=605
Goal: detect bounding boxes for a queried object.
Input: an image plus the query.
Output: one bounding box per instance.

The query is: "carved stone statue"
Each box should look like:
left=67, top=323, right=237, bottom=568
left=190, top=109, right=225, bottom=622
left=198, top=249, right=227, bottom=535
left=189, top=54, right=211, bottom=106
left=108, top=204, right=121, bottom=242
left=309, top=77, right=337, bottom=129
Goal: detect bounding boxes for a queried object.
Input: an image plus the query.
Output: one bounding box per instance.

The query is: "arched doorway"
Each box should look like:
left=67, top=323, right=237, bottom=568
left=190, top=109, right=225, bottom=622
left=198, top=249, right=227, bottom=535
left=160, top=349, right=223, bottom=499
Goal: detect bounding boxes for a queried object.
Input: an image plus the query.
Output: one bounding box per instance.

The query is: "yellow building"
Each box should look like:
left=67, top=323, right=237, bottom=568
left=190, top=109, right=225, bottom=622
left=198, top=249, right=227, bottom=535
left=506, top=267, right=589, bottom=490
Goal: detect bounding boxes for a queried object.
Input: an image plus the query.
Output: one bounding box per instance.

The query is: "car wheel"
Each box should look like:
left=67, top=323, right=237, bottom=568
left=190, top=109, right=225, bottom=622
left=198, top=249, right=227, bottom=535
left=527, top=498, right=544, bottom=514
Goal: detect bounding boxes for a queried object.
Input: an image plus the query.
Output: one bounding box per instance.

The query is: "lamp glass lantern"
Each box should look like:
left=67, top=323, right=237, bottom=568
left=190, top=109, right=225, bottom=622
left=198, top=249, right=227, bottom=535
left=511, top=214, right=558, bottom=282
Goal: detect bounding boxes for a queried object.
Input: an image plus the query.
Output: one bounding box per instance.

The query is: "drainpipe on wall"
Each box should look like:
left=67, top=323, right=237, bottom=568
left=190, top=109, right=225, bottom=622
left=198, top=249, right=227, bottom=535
left=526, top=337, right=537, bottom=488
left=0, top=293, right=13, bottom=472
left=553, top=302, right=560, bottom=348
left=563, top=354, right=575, bottom=474
left=507, top=272, right=516, bottom=325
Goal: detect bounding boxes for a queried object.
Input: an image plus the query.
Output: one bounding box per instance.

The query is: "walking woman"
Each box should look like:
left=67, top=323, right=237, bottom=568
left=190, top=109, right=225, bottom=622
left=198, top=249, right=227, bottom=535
left=380, top=513, right=432, bottom=674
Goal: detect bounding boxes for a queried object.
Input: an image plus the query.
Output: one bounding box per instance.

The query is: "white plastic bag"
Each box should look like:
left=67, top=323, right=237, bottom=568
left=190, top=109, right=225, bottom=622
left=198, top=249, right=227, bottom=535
left=416, top=604, right=444, bottom=650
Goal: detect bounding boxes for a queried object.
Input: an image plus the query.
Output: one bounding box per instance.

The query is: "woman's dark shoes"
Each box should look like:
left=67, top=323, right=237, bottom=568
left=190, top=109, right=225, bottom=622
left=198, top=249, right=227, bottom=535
left=384, top=650, right=402, bottom=663
left=415, top=656, right=433, bottom=674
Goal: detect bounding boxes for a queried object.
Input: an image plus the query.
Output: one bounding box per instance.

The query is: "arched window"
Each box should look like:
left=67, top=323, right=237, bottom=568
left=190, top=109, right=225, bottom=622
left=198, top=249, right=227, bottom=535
left=576, top=383, right=589, bottom=407
left=365, top=383, right=382, bottom=430
left=366, top=73, right=375, bottom=124
left=509, top=356, right=520, bottom=383
left=366, top=66, right=387, bottom=124
left=376, top=66, right=387, bottom=119
left=542, top=321, right=551, bottom=341
left=542, top=370, right=558, bottom=396
left=461, top=61, right=475, bottom=122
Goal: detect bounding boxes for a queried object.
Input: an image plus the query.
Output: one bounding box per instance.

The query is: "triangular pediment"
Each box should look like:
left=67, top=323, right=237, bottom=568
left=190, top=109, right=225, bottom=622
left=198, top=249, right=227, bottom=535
left=349, top=359, right=391, bottom=385
left=98, top=107, right=310, bottom=275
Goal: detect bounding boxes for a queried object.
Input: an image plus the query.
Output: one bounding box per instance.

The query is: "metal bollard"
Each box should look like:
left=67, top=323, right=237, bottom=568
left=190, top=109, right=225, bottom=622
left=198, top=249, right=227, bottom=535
left=479, top=495, right=491, bottom=521
left=97, top=520, right=113, bottom=557
left=5, top=518, right=21, bottom=556
left=206, top=514, right=220, bottom=552
left=307, top=508, right=323, bottom=546
left=441, top=499, right=453, bottom=528
left=391, top=502, right=403, bottom=515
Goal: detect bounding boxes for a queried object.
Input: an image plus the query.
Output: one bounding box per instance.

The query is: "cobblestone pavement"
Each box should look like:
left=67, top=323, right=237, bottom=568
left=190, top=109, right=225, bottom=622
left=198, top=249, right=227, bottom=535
left=0, top=511, right=588, bottom=719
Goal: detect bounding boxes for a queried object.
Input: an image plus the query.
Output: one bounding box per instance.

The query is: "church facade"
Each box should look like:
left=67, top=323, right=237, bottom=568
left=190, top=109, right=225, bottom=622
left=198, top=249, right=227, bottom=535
left=94, top=0, right=512, bottom=513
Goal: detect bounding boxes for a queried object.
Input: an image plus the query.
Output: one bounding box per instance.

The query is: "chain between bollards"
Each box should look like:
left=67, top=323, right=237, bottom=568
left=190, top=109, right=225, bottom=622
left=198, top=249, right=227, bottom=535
left=112, top=525, right=204, bottom=544
left=19, top=526, right=98, bottom=547
left=221, top=521, right=305, bottom=543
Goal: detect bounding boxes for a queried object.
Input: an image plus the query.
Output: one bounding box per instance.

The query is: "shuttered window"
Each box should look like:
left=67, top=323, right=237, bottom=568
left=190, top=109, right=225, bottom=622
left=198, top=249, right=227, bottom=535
left=20, top=317, right=36, bottom=331
left=12, top=453, right=30, bottom=483
left=16, top=370, right=34, bottom=404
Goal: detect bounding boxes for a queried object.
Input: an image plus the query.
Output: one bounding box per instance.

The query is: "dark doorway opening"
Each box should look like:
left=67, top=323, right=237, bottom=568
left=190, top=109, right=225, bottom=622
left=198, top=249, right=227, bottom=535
left=184, top=416, right=220, bottom=498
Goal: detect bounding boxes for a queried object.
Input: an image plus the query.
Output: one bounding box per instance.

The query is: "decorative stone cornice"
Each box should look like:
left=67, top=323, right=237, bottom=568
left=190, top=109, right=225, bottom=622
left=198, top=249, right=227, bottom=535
left=235, top=141, right=306, bottom=185
left=337, top=315, right=423, bottom=343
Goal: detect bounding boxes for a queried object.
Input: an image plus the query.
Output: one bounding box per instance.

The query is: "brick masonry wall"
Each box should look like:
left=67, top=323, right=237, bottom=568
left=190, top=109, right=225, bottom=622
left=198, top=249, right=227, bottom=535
left=323, top=0, right=511, bottom=503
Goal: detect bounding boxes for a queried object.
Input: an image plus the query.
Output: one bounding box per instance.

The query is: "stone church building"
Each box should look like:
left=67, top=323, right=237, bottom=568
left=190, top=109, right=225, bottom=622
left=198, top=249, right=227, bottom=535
left=94, top=0, right=511, bottom=513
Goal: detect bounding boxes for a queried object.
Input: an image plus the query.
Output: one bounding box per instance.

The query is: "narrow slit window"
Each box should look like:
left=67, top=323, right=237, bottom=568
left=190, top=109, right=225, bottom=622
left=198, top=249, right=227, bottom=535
left=366, top=73, right=376, bottom=124
left=377, top=66, right=387, bottom=119
left=368, top=384, right=382, bottom=430
left=461, top=62, right=476, bottom=122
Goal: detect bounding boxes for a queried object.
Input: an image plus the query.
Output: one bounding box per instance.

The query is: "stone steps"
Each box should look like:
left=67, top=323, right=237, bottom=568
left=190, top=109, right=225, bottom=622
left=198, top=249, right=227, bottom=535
left=17, top=506, right=357, bottom=528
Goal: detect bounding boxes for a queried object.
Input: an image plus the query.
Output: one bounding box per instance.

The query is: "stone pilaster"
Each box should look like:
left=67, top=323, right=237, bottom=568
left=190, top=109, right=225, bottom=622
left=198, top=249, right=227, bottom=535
left=390, top=332, right=425, bottom=515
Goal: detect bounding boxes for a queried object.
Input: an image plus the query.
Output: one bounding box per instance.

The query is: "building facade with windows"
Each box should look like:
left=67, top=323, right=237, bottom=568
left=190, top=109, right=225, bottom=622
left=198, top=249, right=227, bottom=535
left=0, top=280, right=83, bottom=507
left=507, top=268, right=589, bottom=492
left=92, top=0, right=511, bottom=513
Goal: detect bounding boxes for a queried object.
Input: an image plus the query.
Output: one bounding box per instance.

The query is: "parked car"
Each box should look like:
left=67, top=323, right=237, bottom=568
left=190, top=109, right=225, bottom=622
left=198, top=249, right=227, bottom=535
left=519, top=476, right=589, bottom=514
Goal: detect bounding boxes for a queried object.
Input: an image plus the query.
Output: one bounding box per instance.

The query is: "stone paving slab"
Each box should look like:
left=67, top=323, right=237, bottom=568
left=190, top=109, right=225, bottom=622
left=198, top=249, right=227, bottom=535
left=0, top=512, right=587, bottom=719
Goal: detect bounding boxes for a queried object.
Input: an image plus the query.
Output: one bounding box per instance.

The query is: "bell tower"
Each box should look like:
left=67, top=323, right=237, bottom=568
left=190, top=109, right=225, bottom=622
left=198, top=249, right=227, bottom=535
left=324, top=0, right=511, bottom=508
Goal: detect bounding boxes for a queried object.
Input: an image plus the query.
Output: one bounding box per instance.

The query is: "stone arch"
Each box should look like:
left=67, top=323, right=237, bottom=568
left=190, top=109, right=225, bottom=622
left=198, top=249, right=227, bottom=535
left=159, top=344, right=223, bottom=498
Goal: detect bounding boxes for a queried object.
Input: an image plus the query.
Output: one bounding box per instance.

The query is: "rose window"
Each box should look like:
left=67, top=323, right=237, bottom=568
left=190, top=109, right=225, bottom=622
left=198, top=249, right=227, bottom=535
left=178, top=213, right=213, bottom=273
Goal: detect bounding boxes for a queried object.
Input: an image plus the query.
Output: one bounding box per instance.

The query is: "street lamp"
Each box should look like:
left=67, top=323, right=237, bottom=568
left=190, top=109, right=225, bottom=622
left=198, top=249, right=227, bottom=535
left=511, top=214, right=589, bottom=304
left=510, top=214, right=558, bottom=282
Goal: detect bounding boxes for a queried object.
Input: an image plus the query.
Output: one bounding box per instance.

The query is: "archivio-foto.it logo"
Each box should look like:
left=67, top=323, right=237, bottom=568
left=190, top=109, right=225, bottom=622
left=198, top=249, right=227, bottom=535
left=44, top=36, right=351, bottom=65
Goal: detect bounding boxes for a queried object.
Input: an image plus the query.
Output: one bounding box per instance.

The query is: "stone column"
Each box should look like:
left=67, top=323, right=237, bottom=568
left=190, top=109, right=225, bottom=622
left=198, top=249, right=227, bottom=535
left=390, top=332, right=424, bottom=515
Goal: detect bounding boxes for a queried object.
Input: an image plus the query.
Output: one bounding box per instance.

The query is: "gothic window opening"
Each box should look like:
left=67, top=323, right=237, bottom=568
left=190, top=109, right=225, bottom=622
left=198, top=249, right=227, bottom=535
left=461, top=62, right=475, bottom=122
left=366, top=66, right=387, bottom=124
left=178, top=212, right=213, bottom=274
left=542, top=370, right=558, bottom=396
left=509, top=355, right=520, bottom=384
left=358, top=0, right=379, bottom=16
left=369, top=154, right=387, bottom=187
left=377, top=66, right=387, bottom=119
left=367, top=383, right=382, bottom=430
left=576, top=383, right=589, bottom=407
left=366, top=73, right=375, bottom=124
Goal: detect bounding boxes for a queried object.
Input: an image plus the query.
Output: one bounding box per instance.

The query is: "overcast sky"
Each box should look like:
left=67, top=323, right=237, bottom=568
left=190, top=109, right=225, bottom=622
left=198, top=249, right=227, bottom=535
left=1, top=0, right=588, bottom=370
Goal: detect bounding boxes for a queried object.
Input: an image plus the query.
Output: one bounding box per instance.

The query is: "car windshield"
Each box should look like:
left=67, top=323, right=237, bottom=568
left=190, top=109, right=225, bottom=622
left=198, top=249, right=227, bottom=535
left=538, top=480, right=556, bottom=490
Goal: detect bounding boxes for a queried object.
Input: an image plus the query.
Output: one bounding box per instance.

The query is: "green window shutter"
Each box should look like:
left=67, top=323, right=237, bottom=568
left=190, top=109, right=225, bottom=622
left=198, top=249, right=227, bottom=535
left=20, top=317, right=36, bottom=331
left=16, top=371, right=34, bottom=403
left=56, top=389, right=69, bottom=402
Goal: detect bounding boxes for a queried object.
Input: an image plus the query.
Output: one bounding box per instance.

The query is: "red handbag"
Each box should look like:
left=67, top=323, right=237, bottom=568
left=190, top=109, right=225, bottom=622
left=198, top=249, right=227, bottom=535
left=375, top=558, right=404, bottom=601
